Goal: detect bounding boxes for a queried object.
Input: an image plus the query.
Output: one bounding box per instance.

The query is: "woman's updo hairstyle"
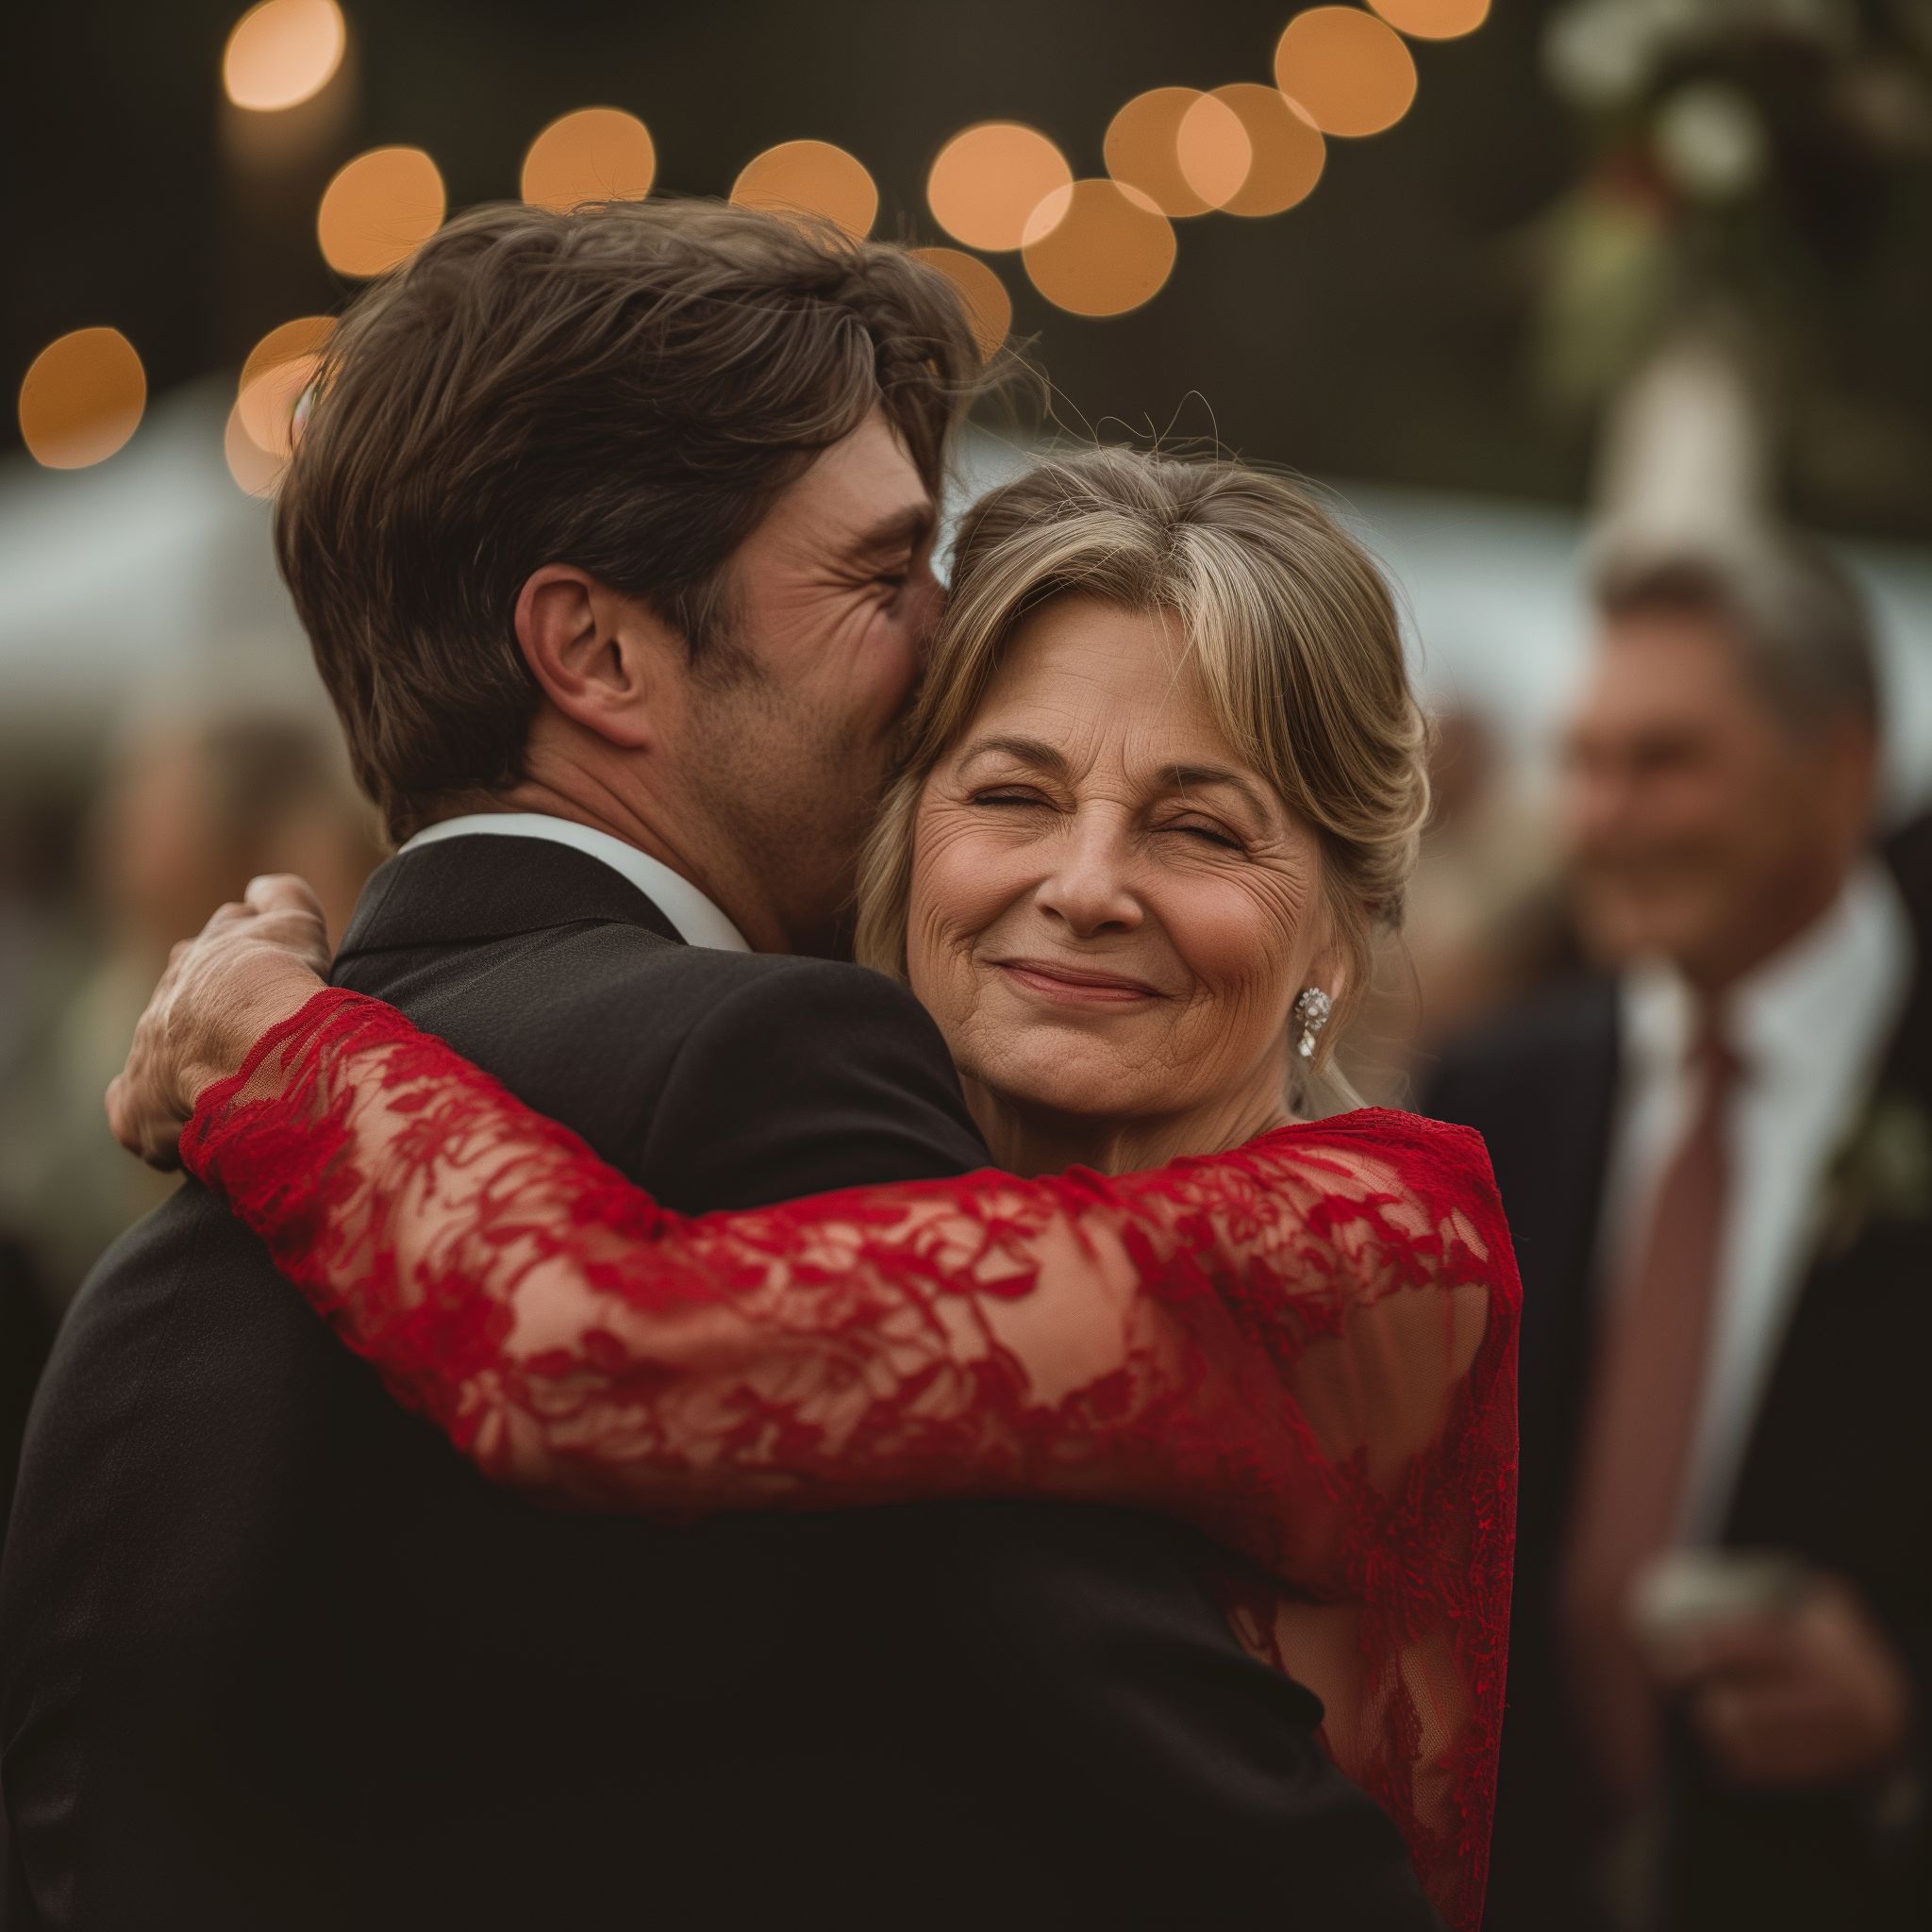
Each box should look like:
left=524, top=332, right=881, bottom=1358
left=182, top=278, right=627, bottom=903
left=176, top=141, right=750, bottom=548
left=855, top=446, right=1428, bottom=1075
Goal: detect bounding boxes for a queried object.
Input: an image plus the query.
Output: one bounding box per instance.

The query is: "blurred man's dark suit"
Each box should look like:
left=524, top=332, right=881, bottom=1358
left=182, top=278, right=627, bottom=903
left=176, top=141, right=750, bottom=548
left=0, top=833, right=1438, bottom=1930
left=1425, top=817, right=1932, bottom=1931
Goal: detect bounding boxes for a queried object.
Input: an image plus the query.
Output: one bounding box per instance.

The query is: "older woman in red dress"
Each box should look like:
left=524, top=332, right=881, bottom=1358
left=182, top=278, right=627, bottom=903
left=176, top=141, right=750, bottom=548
left=116, top=451, right=1519, bottom=1929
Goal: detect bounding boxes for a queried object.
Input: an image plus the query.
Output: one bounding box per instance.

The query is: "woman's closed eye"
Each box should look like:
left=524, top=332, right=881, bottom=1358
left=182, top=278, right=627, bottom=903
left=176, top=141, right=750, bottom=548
left=971, top=785, right=1056, bottom=810
left=1162, top=813, right=1246, bottom=852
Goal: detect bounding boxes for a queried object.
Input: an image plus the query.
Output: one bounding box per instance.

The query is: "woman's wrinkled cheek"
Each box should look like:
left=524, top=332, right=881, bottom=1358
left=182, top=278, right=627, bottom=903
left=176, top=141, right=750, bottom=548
left=905, top=801, right=1009, bottom=1034
left=1163, top=865, right=1318, bottom=1080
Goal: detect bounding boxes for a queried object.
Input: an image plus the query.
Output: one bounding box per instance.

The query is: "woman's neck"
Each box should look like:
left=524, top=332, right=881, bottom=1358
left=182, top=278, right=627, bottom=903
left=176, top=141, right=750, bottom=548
left=964, top=1079, right=1291, bottom=1179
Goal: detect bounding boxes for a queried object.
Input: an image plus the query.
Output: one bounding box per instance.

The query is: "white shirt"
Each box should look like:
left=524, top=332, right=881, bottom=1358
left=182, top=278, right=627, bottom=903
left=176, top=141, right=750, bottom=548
left=397, top=812, right=752, bottom=954
left=1598, top=862, right=1913, bottom=1541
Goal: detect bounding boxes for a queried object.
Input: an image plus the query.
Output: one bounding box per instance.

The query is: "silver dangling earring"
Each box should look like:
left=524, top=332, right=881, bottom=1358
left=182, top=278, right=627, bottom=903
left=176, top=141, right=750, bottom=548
left=1293, top=986, right=1332, bottom=1060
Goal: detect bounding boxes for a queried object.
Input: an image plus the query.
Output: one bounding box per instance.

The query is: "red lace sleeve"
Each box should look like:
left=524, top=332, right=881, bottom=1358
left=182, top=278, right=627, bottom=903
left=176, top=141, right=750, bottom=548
left=182, top=986, right=1517, bottom=1927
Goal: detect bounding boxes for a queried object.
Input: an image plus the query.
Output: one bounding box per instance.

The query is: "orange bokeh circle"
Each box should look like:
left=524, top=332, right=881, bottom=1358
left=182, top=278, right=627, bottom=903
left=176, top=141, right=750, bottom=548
left=1370, top=0, right=1491, bottom=39
left=730, top=140, right=877, bottom=239
left=928, top=123, right=1073, bottom=253
left=1210, top=84, right=1325, bottom=216
left=225, top=399, right=285, bottom=496
left=240, top=315, right=333, bottom=396
left=1022, top=180, right=1176, bottom=318
left=223, top=0, right=345, bottom=112
left=1274, top=7, right=1419, bottom=139
left=18, top=327, right=146, bottom=470
left=1106, top=89, right=1214, bottom=219
left=909, top=248, right=1012, bottom=361
left=522, top=108, right=657, bottom=210
left=317, top=146, right=445, bottom=277
left=1176, top=93, right=1254, bottom=210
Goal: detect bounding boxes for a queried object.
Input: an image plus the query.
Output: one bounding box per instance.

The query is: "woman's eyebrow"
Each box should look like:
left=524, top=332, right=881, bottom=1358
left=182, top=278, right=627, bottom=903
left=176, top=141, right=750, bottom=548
left=956, top=734, right=1068, bottom=774
left=1166, top=765, right=1274, bottom=819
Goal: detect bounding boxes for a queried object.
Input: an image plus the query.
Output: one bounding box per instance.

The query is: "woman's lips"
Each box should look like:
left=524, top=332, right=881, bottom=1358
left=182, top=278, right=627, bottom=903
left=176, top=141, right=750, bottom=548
left=991, top=958, right=1166, bottom=1007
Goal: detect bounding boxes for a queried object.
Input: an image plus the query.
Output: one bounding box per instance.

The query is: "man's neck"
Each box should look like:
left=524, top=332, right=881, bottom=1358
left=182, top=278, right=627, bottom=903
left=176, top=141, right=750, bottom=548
left=476, top=771, right=792, bottom=954
left=1678, top=860, right=1853, bottom=1002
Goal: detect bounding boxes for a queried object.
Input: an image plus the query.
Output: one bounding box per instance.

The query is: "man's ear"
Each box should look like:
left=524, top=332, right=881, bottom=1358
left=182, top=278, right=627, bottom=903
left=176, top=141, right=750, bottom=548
left=514, top=565, right=680, bottom=752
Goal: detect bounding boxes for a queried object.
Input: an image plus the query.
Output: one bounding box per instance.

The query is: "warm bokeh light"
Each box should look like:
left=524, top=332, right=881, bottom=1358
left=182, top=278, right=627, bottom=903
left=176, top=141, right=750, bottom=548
left=18, top=328, right=146, bottom=470
left=521, top=108, right=657, bottom=211
left=909, top=247, right=1012, bottom=360
left=1176, top=93, right=1254, bottom=210
left=223, top=0, right=345, bottom=111
left=317, top=146, right=445, bottom=277
left=1106, top=90, right=1215, bottom=219
left=225, top=399, right=286, bottom=496
left=1369, top=0, right=1491, bottom=39
left=1274, top=7, right=1419, bottom=138
left=1210, top=84, right=1326, bottom=216
left=730, top=141, right=877, bottom=239
left=928, top=124, right=1074, bottom=253
left=1022, top=180, right=1176, bottom=318
left=238, top=352, right=323, bottom=457
left=239, top=315, right=333, bottom=398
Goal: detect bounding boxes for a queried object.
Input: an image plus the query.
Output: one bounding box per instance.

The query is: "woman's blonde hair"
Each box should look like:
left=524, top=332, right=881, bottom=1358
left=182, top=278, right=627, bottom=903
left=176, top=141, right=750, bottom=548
left=854, top=447, right=1428, bottom=1072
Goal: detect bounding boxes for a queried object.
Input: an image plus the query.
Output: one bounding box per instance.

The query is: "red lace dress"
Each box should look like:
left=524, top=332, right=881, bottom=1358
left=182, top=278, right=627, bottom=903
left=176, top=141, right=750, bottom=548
left=180, top=988, right=1519, bottom=1928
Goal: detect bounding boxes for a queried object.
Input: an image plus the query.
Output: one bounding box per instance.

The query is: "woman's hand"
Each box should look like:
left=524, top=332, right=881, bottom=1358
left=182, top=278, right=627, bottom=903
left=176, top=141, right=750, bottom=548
left=107, top=874, right=335, bottom=1170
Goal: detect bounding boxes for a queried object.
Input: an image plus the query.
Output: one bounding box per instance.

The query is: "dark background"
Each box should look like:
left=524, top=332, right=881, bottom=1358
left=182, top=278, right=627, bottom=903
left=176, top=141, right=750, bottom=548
left=8, top=3, right=1930, bottom=529
left=6, top=3, right=1583, bottom=500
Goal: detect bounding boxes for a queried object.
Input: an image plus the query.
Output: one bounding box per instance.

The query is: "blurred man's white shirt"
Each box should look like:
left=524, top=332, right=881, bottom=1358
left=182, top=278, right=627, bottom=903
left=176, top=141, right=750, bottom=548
left=1598, top=861, right=1913, bottom=1541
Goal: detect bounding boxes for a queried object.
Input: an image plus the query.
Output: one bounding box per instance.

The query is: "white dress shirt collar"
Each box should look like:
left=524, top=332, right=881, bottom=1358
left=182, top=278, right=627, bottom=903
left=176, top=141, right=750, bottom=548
left=396, top=812, right=752, bottom=954
left=1607, top=859, right=1913, bottom=1538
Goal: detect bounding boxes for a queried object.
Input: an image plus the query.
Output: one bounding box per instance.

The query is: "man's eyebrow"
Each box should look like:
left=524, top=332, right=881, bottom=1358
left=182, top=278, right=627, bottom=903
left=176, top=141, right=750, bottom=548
left=956, top=734, right=1069, bottom=774
left=851, top=504, right=934, bottom=558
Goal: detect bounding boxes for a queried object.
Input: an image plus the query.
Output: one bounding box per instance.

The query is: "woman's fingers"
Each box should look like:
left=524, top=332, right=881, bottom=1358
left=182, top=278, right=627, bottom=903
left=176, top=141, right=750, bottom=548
left=106, top=872, right=338, bottom=1170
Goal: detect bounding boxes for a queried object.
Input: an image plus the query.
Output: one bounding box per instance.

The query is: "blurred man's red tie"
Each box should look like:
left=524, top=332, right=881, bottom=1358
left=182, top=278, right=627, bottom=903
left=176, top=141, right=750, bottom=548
left=1561, top=1017, right=1739, bottom=1808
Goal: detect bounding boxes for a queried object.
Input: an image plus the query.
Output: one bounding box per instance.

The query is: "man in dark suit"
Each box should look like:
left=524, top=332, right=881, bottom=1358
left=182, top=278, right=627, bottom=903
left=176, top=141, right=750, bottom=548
left=0, top=200, right=1435, bottom=1927
left=1425, top=539, right=1927, bottom=1930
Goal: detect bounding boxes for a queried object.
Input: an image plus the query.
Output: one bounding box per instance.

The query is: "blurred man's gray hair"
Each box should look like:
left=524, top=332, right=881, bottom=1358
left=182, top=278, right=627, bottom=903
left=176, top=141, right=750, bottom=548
left=1592, top=535, right=1877, bottom=734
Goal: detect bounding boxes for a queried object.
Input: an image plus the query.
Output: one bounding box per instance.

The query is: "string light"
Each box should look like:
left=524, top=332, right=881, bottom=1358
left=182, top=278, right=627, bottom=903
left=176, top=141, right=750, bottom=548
left=1210, top=84, right=1325, bottom=216
left=317, top=146, right=445, bottom=277
left=731, top=141, right=877, bottom=239
left=522, top=108, right=657, bottom=211
left=909, top=248, right=1012, bottom=359
left=223, top=0, right=345, bottom=112
left=18, top=328, right=145, bottom=470
left=1274, top=7, right=1419, bottom=139
left=1175, top=93, right=1255, bottom=211
left=1023, top=181, right=1176, bottom=317
left=928, top=125, right=1074, bottom=252
left=1369, top=0, right=1491, bottom=40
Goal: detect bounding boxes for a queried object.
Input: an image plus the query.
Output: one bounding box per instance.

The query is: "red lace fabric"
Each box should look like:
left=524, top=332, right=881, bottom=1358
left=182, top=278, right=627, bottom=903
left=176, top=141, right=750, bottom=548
left=182, top=987, right=1518, bottom=1927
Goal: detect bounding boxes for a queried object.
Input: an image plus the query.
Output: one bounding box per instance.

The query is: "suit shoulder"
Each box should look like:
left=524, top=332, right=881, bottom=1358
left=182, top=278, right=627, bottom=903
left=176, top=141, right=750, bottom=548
left=1424, top=976, right=1618, bottom=1109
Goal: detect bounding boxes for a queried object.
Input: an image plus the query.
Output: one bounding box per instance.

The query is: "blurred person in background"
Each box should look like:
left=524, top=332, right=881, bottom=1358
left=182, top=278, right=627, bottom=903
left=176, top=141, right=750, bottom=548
left=0, top=707, right=381, bottom=1305
left=1341, top=708, right=1576, bottom=1106
left=1425, top=539, right=1928, bottom=1929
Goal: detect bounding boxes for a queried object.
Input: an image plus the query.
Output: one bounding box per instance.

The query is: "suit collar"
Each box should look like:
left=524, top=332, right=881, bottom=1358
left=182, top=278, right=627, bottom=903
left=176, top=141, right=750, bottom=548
left=337, top=834, right=685, bottom=962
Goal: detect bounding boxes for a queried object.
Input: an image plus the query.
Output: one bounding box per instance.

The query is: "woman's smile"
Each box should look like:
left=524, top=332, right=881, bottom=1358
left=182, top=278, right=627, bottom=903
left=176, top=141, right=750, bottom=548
left=989, top=957, right=1170, bottom=1007
left=905, top=595, right=1342, bottom=1177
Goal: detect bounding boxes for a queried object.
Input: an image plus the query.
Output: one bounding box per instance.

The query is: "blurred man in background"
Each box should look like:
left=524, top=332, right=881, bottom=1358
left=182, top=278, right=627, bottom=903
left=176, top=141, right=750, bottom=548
left=1426, top=540, right=1927, bottom=1929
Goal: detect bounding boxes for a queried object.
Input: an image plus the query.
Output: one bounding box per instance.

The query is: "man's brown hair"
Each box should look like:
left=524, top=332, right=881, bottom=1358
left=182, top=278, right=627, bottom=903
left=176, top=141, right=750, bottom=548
left=275, top=200, right=980, bottom=841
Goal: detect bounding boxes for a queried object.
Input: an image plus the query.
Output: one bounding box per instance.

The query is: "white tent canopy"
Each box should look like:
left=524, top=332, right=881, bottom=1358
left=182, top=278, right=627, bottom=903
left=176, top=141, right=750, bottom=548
left=6, top=391, right=1931, bottom=818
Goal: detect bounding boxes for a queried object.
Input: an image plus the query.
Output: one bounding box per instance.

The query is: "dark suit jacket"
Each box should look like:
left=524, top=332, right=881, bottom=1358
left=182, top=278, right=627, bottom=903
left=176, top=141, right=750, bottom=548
left=1425, top=824, right=1932, bottom=1932
left=0, top=834, right=1438, bottom=1930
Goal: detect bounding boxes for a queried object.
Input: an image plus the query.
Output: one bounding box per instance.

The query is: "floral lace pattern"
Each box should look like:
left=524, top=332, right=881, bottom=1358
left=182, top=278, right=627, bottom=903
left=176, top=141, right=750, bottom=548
left=182, top=988, right=1518, bottom=1927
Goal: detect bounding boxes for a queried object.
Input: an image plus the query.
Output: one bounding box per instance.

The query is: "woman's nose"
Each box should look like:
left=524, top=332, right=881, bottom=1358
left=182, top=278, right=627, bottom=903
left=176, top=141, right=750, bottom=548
left=1033, top=824, right=1143, bottom=937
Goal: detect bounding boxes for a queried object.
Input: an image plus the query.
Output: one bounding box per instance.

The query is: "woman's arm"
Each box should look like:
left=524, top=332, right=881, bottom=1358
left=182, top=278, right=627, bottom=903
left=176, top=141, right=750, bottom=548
left=184, top=986, right=1509, bottom=1566
left=181, top=983, right=1516, bottom=1929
